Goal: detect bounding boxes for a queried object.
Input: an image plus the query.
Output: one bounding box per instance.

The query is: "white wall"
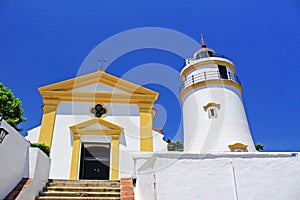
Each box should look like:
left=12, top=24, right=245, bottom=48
left=17, top=148, right=51, bottom=200
left=49, top=106, right=167, bottom=179
left=136, top=152, right=300, bottom=200
left=181, top=56, right=234, bottom=75
left=70, top=82, right=129, bottom=94
left=0, top=120, right=30, bottom=200
left=182, top=86, right=255, bottom=152
left=25, top=126, right=40, bottom=143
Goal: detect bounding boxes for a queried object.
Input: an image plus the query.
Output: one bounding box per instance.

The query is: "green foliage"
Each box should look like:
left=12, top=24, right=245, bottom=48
left=166, top=139, right=184, bottom=151
left=30, top=142, right=50, bottom=156
left=0, top=82, right=26, bottom=131
left=255, top=143, right=264, bottom=151
left=165, top=138, right=171, bottom=143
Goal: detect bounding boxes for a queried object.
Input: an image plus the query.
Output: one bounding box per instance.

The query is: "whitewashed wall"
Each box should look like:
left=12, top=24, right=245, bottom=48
left=25, top=126, right=41, bottom=143
left=17, top=148, right=51, bottom=200
left=136, top=152, right=300, bottom=200
left=47, top=101, right=167, bottom=179
left=182, top=86, right=255, bottom=152
left=0, top=120, right=30, bottom=200
left=181, top=57, right=235, bottom=75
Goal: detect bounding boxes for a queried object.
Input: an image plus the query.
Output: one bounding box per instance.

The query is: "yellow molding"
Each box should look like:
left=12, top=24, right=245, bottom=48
left=138, top=103, right=153, bottom=152
left=38, top=102, right=58, bottom=148
left=228, top=143, right=248, bottom=152
left=180, top=79, right=243, bottom=101
left=151, top=108, right=157, bottom=119
left=38, top=70, right=158, bottom=98
left=73, top=129, right=122, bottom=137
left=69, top=119, right=123, bottom=180
left=70, top=138, right=80, bottom=180
left=40, top=91, right=157, bottom=104
left=181, top=60, right=236, bottom=81
left=69, top=118, right=123, bottom=131
left=203, top=102, right=221, bottom=111
left=111, top=138, right=119, bottom=180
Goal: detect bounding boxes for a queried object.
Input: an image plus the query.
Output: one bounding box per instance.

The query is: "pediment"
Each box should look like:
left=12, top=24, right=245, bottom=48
left=69, top=118, right=123, bottom=139
left=38, top=69, right=158, bottom=97
left=70, top=118, right=123, bottom=132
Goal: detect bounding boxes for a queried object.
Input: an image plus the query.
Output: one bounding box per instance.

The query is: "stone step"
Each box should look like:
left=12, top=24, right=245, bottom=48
left=47, top=180, right=120, bottom=188
left=36, top=197, right=120, bottom=200
left=39, top=191, right=120, bottom=197
left=45, top=186, right=120, bottom=192
left=36, top=179, right=125, bottom=200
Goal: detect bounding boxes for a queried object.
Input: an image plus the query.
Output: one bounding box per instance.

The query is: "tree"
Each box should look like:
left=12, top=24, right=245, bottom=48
left=255, top=143, right=264, bottom=151
left=0, top=82, right=26, bottom=131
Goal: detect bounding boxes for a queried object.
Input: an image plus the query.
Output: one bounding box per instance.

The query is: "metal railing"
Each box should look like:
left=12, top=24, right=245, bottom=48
left=181, top=71, right=241, bottom=90
left=186, top=53, right=233, bottom=64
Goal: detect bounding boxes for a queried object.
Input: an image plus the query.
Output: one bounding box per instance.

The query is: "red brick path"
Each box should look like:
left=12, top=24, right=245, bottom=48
left=120, top=178, right=135, bottom=200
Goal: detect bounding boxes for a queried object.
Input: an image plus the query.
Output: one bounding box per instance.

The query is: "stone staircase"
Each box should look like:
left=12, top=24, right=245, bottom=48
left=36, top=179, right=121, bottom=200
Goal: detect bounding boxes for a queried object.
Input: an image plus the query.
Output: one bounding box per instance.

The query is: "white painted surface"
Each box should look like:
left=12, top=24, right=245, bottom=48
left=181, top=56, right=234, bottom=74
left=119, top=134, right=167, bottom=179
left=70, top=82, right=129, bottom=94
left=56, top=102, right=140, bottom=116
left=183, top=64, right=235, bottom=88
left=17, top=148, right=51, bottom=200
left=119, top=151, right=153, bottom=178
left=136, top=152, right=300, bottom=200
left=48, top=111, right=167, bottom=179
left=182, top=86, right=255, bottom=152
left=0, top=120, right=30, bottom=200
left=49, top=114, right=81, bottom=179
left=181, top=49, right=255, bottom=153
left=25, top=126, right=40, bottom=143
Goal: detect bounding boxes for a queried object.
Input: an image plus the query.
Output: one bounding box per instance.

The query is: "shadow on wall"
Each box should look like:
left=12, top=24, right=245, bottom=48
left=0, top=119, right=51, bottom=200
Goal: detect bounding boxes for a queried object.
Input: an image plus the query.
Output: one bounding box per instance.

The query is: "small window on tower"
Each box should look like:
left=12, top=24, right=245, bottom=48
left=208, top=107, right=217, bottom=118
left=203, top=102, right=220, bottom=119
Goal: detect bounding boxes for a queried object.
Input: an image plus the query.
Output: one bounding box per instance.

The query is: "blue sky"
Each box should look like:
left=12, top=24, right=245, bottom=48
left=1, top=0, right=300, bottom=151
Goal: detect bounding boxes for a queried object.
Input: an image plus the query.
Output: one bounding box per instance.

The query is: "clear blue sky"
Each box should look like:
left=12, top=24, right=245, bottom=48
left=1, top=0, right=300, bottom=151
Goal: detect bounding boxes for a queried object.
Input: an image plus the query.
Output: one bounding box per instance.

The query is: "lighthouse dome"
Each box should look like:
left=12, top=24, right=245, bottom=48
left=193, top=46, right=216, bottom=59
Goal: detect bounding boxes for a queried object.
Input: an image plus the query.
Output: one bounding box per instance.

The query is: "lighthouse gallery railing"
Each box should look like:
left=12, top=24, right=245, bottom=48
left=181, top=71, right=241, bottom=90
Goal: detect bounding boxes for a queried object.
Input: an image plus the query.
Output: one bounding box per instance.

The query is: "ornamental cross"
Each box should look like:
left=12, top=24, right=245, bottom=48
left=97, top=58, right=107, bottom=68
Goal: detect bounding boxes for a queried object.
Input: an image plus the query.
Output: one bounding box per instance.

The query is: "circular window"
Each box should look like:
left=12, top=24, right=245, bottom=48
left=90, top=104, right=107, bottom=118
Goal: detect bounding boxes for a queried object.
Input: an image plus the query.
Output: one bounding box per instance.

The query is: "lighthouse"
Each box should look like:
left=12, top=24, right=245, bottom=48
left=180, top=38, right=256, bottom=153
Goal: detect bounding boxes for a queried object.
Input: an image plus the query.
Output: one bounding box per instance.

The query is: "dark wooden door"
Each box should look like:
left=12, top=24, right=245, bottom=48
left=218, top=65, right=228, bottom=79
left=79, top=143, right=110, bottom=180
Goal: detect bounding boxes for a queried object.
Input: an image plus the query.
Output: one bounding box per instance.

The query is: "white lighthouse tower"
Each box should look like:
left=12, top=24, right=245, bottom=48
left=181, top=38, right=256, bottom=153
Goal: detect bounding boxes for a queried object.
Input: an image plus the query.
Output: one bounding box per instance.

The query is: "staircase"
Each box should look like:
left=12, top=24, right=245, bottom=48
left=36, top=179, right=121, bottom=200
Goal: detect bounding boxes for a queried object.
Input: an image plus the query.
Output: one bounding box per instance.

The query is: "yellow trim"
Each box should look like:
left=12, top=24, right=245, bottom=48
left=40, top=91, right=157, bottom=104
left=111, top=138, right=119, bottom=180
left=139, top=103, right=153, bottom=152
left=203, top=102, right=220, bottom=111
left=72, top=129, right=122, bottom=136
left=70, top=138, right=80, bottom=180
left=38, top=70, right=158, bottom=98
left=38, top=99, right=59, bottom=148
left=180, top=79, right=243, bottom=101
left=37, top=70, right=158, bottom=179
left=151, top=108, right=157, bottom=120
left=70, top=118, right=123, bottom=131
left=181, top=60, right=236, bottom=81
left=69, top=119, right=123, bottom=180
left=228, top=143, right=248, bottom=152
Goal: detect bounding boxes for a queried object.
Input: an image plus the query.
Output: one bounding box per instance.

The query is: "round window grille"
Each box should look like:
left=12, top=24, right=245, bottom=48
left=91, top=104, right=107, bottom=118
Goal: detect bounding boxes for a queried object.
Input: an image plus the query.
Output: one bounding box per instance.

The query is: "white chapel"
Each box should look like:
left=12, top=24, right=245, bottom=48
left=26, top=69, right=168, bottom=180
